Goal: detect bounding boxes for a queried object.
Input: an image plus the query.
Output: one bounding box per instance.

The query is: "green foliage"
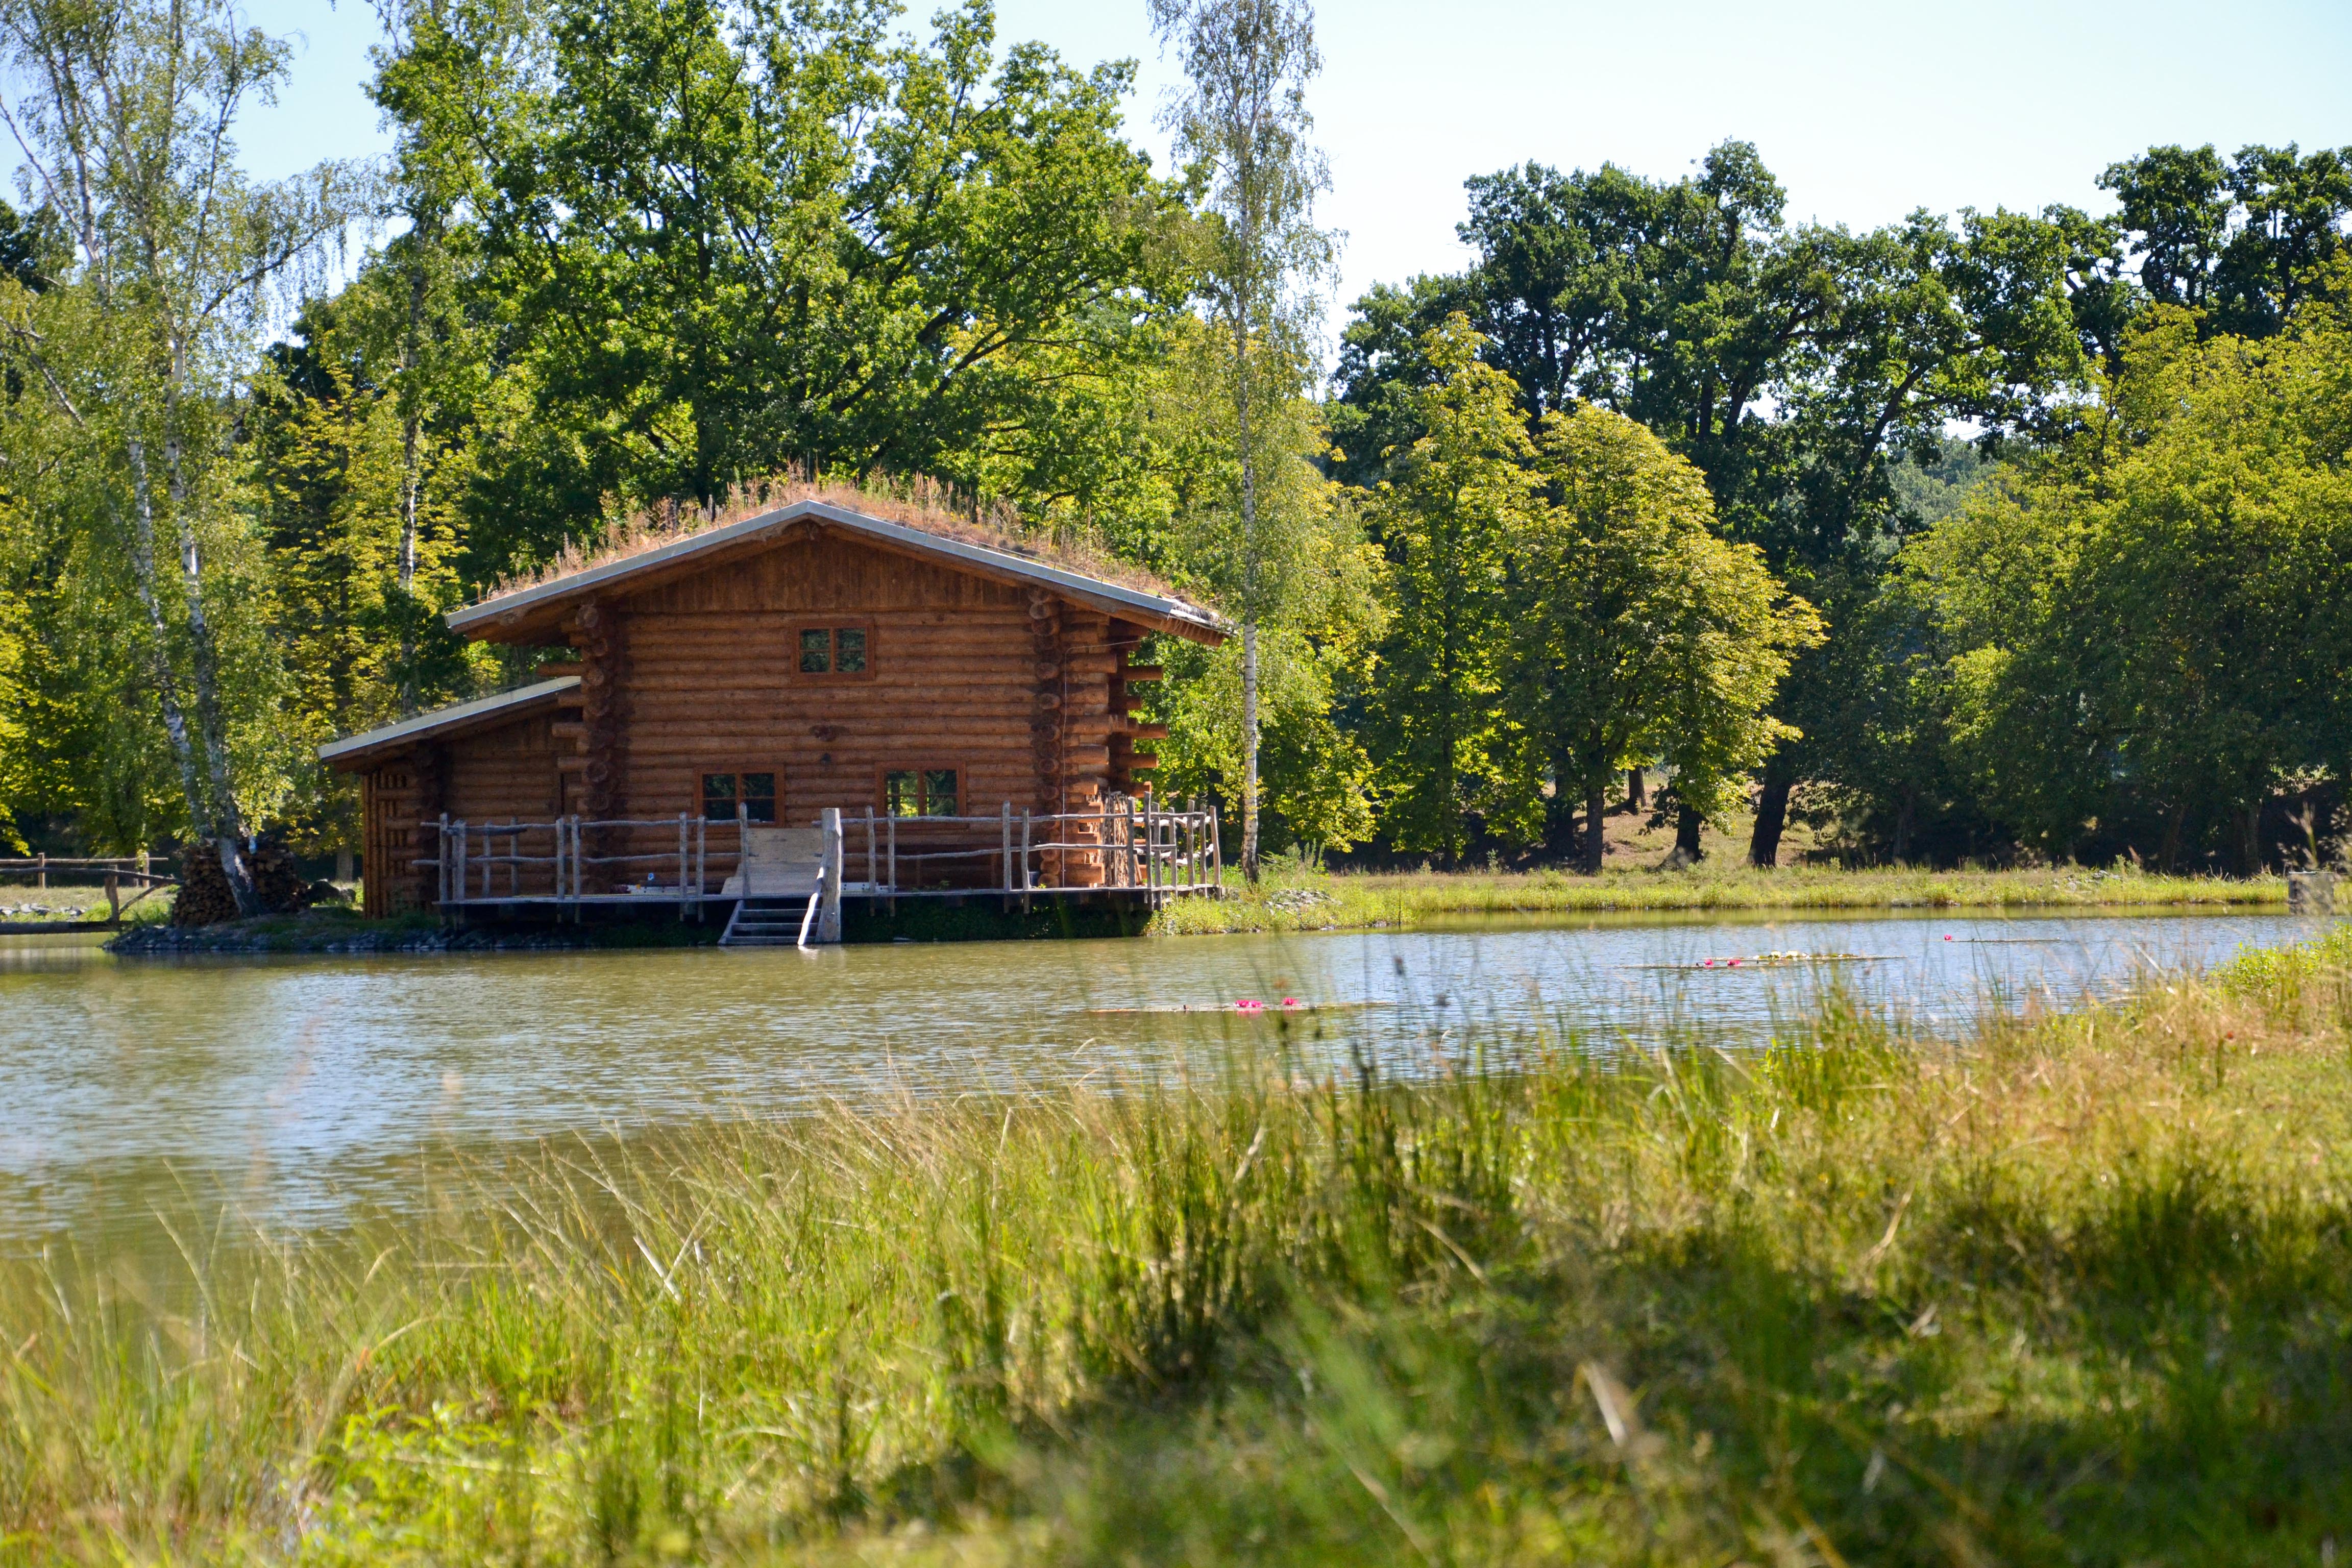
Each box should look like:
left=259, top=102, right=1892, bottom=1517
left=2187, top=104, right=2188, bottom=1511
left=376, top=0, right=1187, bottom=536
left=1902, top=286, right=2352, bottom=866
left=0, top=0, right=372, bottom=885
left=2101, top=142, right=2352, bottom=341
left=1154, top=626, right=1374, bottom=853
left=1360, top=317, right=1532, bottom=863
left=1494, top=406, right=1821, bottom=861
left=244, top=296, right=502, bottom=854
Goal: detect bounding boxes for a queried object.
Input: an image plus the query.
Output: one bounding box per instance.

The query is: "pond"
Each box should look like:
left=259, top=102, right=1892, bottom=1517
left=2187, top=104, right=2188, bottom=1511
left=0, top=908, right=2321, bottom=1248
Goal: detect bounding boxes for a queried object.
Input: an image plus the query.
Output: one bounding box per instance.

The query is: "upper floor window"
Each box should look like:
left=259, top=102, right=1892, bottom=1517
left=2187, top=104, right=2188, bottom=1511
left=798, top=625, right=869, bottom=676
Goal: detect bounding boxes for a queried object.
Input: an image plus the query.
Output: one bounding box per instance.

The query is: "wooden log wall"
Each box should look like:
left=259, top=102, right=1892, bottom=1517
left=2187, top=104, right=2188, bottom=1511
left=362, top=751, right=438, bottom=918
left=572, top=599, right=628, bottom=892
left=439, top=714, right=564, bottom=898
left=575, top=527, right=1133, bottom=887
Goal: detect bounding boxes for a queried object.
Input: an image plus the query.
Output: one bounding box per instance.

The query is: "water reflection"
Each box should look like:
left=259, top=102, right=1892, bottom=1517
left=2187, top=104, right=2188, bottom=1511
left=0, top=910, right=2321, bottom=1242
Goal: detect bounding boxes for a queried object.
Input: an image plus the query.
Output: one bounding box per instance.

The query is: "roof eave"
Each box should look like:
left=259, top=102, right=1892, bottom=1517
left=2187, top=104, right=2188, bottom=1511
left=317, top=676, right=580, bottom=771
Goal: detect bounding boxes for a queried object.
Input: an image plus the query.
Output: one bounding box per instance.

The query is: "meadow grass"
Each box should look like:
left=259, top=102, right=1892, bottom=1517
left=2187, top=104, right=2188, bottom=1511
left=3, top=926, right=2348, bottom=1563
left=1151, top=861, right=2289, bottom=936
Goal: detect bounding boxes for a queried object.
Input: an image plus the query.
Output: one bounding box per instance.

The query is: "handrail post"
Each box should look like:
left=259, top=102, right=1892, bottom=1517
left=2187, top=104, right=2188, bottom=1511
left=437, top=813, right=451, bottom=909
left=1000, top=801, right=1013, bottom=909
left=817, top=807, right=843, bottom=943
left=887, top=812, right=897, bottom=910
left=677, top=812, right=690, bottom=919
left=865, top=808, right=876, bottom=892
left=1020, top=808, right=1032, bottom=910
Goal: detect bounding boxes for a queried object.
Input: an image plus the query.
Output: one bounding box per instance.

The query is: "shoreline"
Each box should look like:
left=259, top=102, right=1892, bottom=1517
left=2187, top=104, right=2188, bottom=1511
left=73, top=866, right=2295, bottom=954
left=1148, top=864, right=2289, bottom=936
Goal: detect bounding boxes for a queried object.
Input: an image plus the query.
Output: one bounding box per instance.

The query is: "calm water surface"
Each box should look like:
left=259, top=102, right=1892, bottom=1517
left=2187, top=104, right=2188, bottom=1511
left=0, top=909, right=2321, bottom=1242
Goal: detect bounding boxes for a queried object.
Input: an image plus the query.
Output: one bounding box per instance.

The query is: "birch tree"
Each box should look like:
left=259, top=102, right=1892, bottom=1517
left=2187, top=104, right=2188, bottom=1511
left=1149, top=0, right=1334, bottom=881
left=0, top=0, right=373, bottom=911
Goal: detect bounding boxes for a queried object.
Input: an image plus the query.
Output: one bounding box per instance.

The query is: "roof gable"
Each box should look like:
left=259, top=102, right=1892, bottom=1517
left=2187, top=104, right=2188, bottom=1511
left=447, top=500, right=1229, bottom=646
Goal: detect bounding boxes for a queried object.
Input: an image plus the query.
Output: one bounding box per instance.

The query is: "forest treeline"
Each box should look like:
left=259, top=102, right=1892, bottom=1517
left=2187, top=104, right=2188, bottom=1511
left=0, top=0, right=2345, bottom=879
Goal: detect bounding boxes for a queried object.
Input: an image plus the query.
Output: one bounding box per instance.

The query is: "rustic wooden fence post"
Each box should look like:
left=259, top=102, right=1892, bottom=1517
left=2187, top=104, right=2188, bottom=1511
left=818, top=808, right=844, bottom=943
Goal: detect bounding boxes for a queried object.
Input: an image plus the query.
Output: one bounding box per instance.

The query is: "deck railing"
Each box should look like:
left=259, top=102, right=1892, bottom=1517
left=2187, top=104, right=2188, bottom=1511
left=416, top=795, right=1221, bottom=918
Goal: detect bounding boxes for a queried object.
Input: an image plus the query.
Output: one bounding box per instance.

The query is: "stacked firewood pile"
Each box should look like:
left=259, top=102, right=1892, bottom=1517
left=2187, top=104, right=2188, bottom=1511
left=170, top=837, right=328, bottom=925
left=170, top=843, right=237, bottom=925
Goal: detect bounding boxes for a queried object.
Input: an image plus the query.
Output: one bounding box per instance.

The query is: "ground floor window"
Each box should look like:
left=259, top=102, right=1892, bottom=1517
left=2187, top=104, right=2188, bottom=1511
left=702, top=771, right=777, bottom=822
left=883, top=767, right=959, bottom=817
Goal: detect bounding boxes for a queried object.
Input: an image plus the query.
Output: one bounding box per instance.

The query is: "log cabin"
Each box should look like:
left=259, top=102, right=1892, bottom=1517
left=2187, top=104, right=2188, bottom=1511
left=319, top=497, right=1230, bottom=934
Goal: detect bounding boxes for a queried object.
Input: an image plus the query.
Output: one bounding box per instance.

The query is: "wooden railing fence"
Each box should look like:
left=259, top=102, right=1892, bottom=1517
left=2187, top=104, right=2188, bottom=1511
left=418, top=795, right=1221, bottom=919
left=0, top=855, right=178, bottom=921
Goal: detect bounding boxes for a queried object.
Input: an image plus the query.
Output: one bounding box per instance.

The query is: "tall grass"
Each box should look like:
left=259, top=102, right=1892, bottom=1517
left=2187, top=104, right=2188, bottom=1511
left=4, top=932, right=2349, bottom=1563
left=1152, top=861, right=2286, bottom=935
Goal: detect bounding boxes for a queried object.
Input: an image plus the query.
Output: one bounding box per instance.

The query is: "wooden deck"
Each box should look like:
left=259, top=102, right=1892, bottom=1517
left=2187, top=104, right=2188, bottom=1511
left=422, top=796, right=1222, bottom=928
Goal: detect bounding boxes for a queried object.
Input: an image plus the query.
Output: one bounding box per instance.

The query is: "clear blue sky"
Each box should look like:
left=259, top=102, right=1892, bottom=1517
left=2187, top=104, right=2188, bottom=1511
left=239, top=0, right=2352, bottom=347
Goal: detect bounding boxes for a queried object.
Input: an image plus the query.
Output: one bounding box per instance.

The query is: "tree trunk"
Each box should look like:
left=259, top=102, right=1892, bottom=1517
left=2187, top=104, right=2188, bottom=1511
left=1626, top=767, right=1645, bottom=812
left=126, top=429, right=259, bottom=917
left=336, top=846, right=354, bottom=885
left=1748, top=767, right=1793, bottom=869
left=160, top=372, right=261, bottom=917
left=2239, top=801, right=2264, bottom=876
left=121, top=437, right=208, bottom=846
left=396, top=239, right=427, bottom=714
left=1583, top=785, right=1607, bottom=874
left=2158, top=801, right=2189, bottom=872
left=1241, top=617, right=1261, bottom=884
left=1891, top=786, right=1916, bottom=865
left=1676, top=803, right=1704, bottom=861
left=1540, top=752, right=1580, bottom=862
left=1232, top=301, right=1261, bottom=885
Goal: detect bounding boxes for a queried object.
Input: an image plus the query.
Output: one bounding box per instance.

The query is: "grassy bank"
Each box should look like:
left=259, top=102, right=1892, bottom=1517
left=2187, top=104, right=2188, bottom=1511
left=6, top=928, right=2349, bottom=1563
left=1152, top=861, right=2289, bottom=935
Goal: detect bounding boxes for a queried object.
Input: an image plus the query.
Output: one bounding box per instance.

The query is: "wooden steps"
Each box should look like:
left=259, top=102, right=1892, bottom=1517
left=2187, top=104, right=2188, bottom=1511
left=718, top=896, right=814, bottom=948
